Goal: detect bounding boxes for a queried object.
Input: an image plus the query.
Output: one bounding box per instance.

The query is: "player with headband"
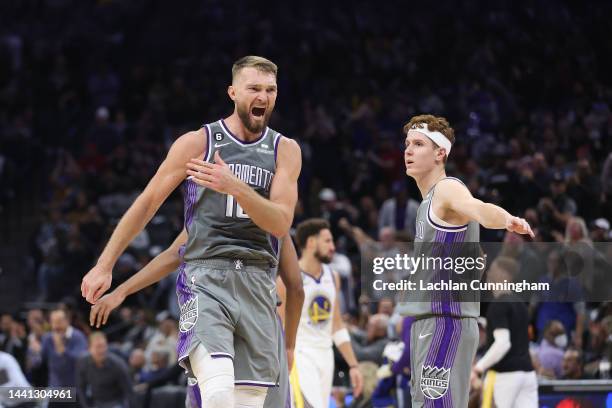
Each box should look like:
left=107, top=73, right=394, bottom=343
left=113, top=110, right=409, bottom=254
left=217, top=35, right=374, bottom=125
left=398, top=114, right=534, bottom=407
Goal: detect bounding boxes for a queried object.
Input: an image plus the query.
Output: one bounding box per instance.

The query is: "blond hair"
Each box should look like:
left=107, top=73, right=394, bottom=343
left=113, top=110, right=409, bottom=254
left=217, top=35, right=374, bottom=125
left=232, top=56, right=278, bottom=81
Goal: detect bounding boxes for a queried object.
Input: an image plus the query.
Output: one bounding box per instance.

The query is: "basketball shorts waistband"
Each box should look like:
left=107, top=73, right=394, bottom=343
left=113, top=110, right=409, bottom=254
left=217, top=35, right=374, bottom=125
left=186, top=257, right=275, bottom=271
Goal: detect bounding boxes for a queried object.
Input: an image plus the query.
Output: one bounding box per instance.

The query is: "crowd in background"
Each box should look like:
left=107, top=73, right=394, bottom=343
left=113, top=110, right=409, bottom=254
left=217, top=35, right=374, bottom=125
left=2, top=0, right=612, bottom=406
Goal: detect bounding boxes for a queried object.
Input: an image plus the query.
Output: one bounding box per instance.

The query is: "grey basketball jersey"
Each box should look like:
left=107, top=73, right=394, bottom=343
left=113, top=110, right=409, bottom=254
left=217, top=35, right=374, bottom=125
left=182, top=120, right=282, bottom=265
left=398, top=177, right=481, bottom=318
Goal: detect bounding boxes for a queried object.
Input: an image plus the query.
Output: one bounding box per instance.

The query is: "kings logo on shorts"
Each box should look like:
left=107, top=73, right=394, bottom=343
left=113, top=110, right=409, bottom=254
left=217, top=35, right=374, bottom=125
left=179, top=296, right=198, bottom=333
left=420, top=365, right=450, bottom=399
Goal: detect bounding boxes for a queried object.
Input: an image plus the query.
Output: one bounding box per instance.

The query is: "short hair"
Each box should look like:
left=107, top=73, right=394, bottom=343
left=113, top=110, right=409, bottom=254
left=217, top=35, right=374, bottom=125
left=89, top=331, right=107, bottom=343
left=50, top=308, right=69, bottom=320
left=403, top=114, right=455, bottom=163
left=231, top=56, right=278, bottom=81
left=295, top=218, right=331, bottom=250
left=543, top=319, right=563, bottom=335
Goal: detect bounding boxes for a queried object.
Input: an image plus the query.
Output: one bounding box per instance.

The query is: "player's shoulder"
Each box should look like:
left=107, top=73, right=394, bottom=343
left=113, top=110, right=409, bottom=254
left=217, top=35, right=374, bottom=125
left=178, top=127, right=207, bottom=145
left=170, top=127, right=207, bottom=157
left=436, top=177, right=469, bottom=196
left=277, top=134, right=301, bottom=153
left=275, top=135, right=302, bottom=172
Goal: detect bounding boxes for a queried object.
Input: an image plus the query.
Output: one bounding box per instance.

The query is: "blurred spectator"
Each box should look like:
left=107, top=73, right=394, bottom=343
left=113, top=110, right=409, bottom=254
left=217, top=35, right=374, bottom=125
left=30, top=309, right=87, bottom=388
left=76, top=332, right=132, bottom=408
left=128, top=348, right=146, bottom=383
left=538, top=172, right=577, bottom=232
left=25, top=310, right=47, bottom=386
left=591, top=218, right=610, bottom=242
left=561, top=349, right=589, bottom=380
left=0, top=314, right=26, bottom=371
left=144, top=315, right=177, bottom=368
left=351, top=314, right=390, bottom=365
left=135, top=348, right=183, bottom=408
left=584, top=315, right=612, bottom=379
left=533, top=250, right=585, bottom=345
left=319, top=188, right=354, bottom=242
left=377, top=298, right=394, bottom=317
left=378, top=180, right=419, bottom=239
left=535, top=320, right=567, bottom=379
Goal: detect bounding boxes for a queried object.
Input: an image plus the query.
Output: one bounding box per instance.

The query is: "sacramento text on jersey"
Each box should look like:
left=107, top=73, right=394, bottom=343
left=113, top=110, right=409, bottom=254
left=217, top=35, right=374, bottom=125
left=373, top=279, right=550, bottom=293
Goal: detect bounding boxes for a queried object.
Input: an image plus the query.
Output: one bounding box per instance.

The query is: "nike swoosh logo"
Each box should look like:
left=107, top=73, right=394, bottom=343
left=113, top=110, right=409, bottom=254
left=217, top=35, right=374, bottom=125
left=419, top=332, right=433, bottom=339
left=215, top=142, right=231, bottom=148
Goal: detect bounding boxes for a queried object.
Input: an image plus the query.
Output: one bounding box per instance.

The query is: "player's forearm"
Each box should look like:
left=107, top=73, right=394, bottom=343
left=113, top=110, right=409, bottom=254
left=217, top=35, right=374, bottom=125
left=336, top=337, right=359, bottom=367
left=97, top=193, right=160, bottom=268
left=278, top=237, right=304, bottom=350
left=232, top=182, right=293, bottom=238
left=116, top=248, right=181, bottom=298
left=474, top=329, right=511, bottom=372
left=284, top=285, right=303, bottom=350
left=473, top=201, right=512, bottom=229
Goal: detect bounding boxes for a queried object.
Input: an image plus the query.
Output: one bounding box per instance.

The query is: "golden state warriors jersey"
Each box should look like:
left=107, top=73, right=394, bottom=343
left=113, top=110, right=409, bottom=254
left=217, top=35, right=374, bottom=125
left=296, top=264, right=336, bottom=350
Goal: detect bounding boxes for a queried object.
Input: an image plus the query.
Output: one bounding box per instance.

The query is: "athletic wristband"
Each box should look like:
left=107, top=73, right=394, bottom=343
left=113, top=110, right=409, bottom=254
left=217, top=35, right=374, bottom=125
left=332, top=328, right=351, bottom=347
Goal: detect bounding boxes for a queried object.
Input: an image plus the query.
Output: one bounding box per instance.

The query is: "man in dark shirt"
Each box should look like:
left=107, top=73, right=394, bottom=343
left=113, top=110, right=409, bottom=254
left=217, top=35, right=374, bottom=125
left=472, top=257, right=538, bottom=408
left=76, top=332, right=132, bottom=408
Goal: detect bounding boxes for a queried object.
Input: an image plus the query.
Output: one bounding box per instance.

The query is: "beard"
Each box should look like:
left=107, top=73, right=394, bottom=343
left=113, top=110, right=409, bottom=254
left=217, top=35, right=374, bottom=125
left=314, top=249, right=333, bottom=264
left=237, top=102, right=272, bottom=133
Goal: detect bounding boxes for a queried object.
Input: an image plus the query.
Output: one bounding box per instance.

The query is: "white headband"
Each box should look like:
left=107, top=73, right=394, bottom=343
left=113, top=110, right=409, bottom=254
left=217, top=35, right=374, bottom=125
left=407, top=124, right=452, bottom=156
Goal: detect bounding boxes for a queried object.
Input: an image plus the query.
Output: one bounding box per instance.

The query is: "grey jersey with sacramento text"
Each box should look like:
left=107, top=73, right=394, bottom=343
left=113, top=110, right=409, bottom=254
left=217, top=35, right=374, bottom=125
left=398, top=177, right=481, bottom=318
left=182, top=120, right=282, bottom=264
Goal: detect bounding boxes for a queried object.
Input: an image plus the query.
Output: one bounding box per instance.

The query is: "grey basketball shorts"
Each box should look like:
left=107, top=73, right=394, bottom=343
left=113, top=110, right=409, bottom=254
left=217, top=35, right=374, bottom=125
left=176, top=258, right=281, bottom=387
left=410, top=316, right=478, bottom=407
left=185, top=314, right=290, bottom=408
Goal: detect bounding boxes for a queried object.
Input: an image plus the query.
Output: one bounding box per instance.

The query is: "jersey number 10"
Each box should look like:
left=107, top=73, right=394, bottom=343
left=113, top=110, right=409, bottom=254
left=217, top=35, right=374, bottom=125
left=225, top=194, right=249, bottom=219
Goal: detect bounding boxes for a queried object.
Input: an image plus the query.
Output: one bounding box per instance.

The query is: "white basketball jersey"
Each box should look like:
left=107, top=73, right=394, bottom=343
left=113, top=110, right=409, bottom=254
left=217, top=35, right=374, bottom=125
left=296, top=264, right=336, bottom=350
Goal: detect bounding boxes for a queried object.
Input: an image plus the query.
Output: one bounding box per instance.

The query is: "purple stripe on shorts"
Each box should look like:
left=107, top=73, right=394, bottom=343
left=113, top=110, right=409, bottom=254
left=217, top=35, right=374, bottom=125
left=441, top=318, right=462, bottom=407
left=234, top=381, right=277, bottom=388
left=434, top=317, right=454, bottom=368
left=210, top=353, right=233, bottom=360
left=424, top=316, right=445, bottom=369
left=176, top=262, right=193, bottom=359
left=423, top=316, right=455, bottom=408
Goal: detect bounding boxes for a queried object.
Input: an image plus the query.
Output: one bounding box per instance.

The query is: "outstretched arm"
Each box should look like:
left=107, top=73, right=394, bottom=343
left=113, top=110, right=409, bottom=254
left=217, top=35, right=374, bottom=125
left=277, top=236, right=304, bottom=370
left=82, top=130, right=206, bottom=303
left=436, top=179, right=534, bottom=237
left=187, top=137, right=301, bottom=237
left=90, top=229, right=188, bottom=328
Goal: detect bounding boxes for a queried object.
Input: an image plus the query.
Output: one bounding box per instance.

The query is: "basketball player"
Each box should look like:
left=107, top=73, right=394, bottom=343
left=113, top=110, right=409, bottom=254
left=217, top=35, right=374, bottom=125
left=472, top=256, right=538, bottom=408
left=89, top=229, right=303, bottom=408
left=277, top=218, right=364, bottom=408
left=82, top=56, right=302, bottom=407
left=398, top=114, right=534, bottom=407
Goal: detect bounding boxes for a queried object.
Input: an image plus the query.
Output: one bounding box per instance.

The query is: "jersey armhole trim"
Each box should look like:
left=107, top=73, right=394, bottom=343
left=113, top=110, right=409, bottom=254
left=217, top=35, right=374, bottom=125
left=427, top=184, right=468, bottom=232
left=203, top=124, right=212, bottom=162
left=273, top=133, right=282, bottom=165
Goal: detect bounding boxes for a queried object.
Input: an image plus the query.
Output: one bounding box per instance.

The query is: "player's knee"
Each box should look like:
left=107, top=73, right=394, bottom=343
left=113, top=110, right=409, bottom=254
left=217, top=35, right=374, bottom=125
left=202, top=385, right=234, bottom=408
left=234, top=385, right=268, bottom=408
left=189, top=344, right=235, bottom=407
left=199, top=373, right=235, bottom=408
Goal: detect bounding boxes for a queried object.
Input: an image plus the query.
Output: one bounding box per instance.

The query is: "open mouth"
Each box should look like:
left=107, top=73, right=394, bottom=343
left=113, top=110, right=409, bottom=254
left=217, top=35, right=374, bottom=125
left=406, top=160, right=414, bottom=165
left=251, top=107, right=266, bottom=117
